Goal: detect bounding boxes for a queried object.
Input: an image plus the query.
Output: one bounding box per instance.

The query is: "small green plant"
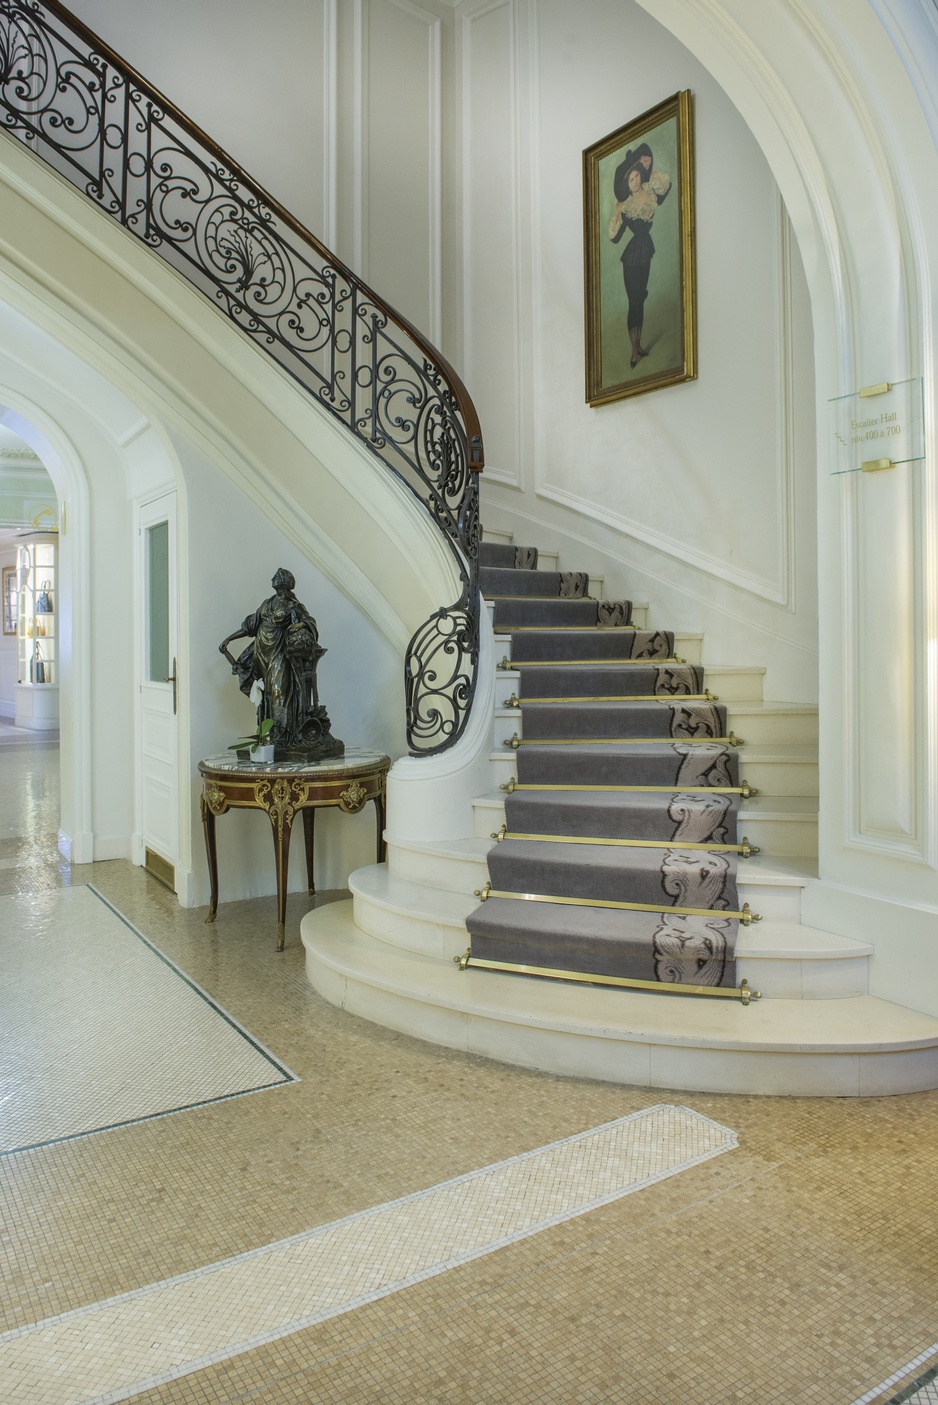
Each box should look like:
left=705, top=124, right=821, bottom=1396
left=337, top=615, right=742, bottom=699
left=228, top=717, right=275, bottom=753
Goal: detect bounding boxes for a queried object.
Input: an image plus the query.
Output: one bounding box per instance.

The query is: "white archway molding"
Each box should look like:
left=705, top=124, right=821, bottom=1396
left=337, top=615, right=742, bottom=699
left=0, top=327, right=182, bottom=867
left=0, top=132, right=463, bottom=651
left=638, top=0, right=938, bottom=1011
left=638, top=0, right=923, bottom=389
left=0, top=394, right=94, bottom=862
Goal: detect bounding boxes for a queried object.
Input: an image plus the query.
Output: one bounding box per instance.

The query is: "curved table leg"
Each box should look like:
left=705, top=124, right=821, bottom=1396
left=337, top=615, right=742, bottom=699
left=302, top=807, right=316, bottom=895
left=373, top=788, right=387, bottom=863
left=201, top=792, right=219, bottom=924
left=269, top=810, right=294, bottom=952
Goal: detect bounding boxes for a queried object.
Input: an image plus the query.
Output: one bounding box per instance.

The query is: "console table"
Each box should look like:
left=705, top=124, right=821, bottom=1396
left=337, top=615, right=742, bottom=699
left=198, top=748, right=390, bottom=951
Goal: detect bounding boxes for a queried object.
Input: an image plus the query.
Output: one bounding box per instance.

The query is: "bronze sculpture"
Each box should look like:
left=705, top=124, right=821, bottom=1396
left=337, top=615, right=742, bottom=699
left=219, top=568, right=343, bottom=763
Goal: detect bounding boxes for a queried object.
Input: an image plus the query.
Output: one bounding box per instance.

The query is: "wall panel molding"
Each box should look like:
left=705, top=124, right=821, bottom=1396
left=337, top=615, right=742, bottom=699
left=528, top=98, right=797, bottom=609
left=353, top=0, right=442, bottom=339
left=323, top=0, right=338, bottom=250
left=460, top=0, right=523, bottom=487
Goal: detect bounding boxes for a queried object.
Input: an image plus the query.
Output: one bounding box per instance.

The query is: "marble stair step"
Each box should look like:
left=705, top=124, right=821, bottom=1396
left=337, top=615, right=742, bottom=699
left=738, top=796, right=818, bottom=856
left=484, top=837, right=742, bottom=910
left=493, top=661, right=703, bottom=701
left=481, top=566, right=575, bottom=597
left=487, top=745, right=813, bottom=794
left=488, top=744, right=811, bottom=792
left=471, top=790, right=817, bottom=857
left=511, top=741, right=740, bottom=789
left=386, top=835, right=814, bottom=921
left=348, top=865, right=869, bottom=1000
left=674, top=633, right=703, bottom=664
left=724, top=701, right=818, bottom=747
left=515, top=699, right=729, bottom=742
left=491, top=708, right=814, bottom=753
left=495, top=648, right=762, bottom=701
left=502, top=786, right=740, bottom=843
left=505, top=629, right=670, bottom=663
left=496, top=700, right=814, bottom=748
left=491, top=597, right=620, bottom=630
left=302, top=904, right=938, bottom=1095
left=735, top=745, right=818, bottom=796
left=701, top=664, right=766, bottom=702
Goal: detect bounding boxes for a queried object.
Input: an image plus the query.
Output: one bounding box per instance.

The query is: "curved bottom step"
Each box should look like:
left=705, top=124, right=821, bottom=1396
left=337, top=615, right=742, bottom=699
left=302, top=901, right=938, bottom=1098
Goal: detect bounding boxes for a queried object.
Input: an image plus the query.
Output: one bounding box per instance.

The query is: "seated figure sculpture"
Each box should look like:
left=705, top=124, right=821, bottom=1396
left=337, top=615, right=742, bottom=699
left=219, top=567, right=344, bottom=763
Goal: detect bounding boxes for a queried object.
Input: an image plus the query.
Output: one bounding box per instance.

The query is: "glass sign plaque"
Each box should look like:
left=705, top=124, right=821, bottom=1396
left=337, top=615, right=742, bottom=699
left=829, top=376, right=924, bottom=475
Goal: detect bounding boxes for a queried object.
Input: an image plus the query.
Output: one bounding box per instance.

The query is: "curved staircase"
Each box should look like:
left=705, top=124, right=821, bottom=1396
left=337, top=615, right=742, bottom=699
left=303, top=532, right=938, bottom=1096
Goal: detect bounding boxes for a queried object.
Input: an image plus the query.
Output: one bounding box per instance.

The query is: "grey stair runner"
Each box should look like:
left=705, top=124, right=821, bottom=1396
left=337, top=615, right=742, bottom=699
left=467, top=539, right=754, bottom=992
left=513, top=663, right=704, bottom=696
left=508, top=629, right=673, bottom=662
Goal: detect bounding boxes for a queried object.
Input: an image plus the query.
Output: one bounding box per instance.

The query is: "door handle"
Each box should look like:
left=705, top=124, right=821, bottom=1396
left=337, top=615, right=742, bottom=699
left=163, top=657, right=177, bottom=715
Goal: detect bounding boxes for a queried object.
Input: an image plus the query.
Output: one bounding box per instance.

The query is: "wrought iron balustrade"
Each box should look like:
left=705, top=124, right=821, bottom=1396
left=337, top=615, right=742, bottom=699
left=0, top=0, right=483, bottom=755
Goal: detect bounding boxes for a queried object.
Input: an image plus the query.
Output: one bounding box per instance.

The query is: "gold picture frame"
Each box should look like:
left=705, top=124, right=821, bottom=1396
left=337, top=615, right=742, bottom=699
left=2, top=565, right=16, bottom=636
left=583, top=90, right=696, bottom=406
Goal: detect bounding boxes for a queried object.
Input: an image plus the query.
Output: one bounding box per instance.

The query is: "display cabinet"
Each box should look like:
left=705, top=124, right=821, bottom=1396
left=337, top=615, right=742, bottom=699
left=15, top=532, right=59, bottom=730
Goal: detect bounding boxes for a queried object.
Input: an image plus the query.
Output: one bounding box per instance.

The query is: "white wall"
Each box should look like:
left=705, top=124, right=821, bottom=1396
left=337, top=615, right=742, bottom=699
left=65, top=0, right=818, bottom=704
left=67, top=0, right=329, bottom=237
left=176, top=428, right=404, bottom=904
left=0, top=288, right=408, bottom=899
left=459, top=0, right=817, bottom=701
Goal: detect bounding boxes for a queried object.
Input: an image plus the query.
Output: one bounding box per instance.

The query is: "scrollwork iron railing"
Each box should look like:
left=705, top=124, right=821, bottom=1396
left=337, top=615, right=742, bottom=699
left=0, top=0, right=484, bottom=755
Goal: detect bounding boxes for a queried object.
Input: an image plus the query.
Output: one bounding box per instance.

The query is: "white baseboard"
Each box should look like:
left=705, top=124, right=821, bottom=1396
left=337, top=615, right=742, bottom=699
left=59, top=829, right=94, bottom=865
left=93, top=834, right=132, bottom=862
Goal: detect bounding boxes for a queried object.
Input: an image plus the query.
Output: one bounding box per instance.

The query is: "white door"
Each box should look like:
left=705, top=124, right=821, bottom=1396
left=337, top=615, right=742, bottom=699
left=137, top=492, right=178, bottom=888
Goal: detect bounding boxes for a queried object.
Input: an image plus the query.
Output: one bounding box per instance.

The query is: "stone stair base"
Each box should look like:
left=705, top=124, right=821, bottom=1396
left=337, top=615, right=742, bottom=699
left=302, top=900, right=938, bottom=1097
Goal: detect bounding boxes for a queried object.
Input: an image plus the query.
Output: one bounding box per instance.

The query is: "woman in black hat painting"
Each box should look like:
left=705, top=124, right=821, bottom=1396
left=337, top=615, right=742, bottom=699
left=608, top=142, right=672, bottom=368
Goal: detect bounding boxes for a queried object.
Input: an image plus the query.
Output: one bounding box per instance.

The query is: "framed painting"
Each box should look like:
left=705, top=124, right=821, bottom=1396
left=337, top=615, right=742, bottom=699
left=583, top=90, right=696, bottom=406
left=2, top=565, right=16, bottom=636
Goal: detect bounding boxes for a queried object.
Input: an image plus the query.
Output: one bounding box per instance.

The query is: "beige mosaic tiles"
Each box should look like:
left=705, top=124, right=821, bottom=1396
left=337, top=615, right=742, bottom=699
left=4, top=744, right=938, bottom=1403
left=0, top=1106, right=736, bottom=1403
left=0, top=885, right=294, bottom=1154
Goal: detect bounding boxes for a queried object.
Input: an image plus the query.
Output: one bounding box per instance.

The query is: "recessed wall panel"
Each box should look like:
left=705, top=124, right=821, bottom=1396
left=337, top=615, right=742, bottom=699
left=68, top=0, right=330, bottom=234
left=462, top=0, right=519, bottom=482
left=855, top=465, right=919, bottom=847
left=362, top=0, right=441, bottom=337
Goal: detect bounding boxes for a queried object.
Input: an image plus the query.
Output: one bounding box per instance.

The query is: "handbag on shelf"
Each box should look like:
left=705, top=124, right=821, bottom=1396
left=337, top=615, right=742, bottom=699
left=36, top=580, right=53, bottom=614
left=30, top=641, right=45, bottom=684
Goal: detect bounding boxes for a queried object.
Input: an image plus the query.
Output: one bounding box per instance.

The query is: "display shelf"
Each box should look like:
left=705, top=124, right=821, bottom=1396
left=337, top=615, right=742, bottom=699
left=15, top=532, right=59, bottom=730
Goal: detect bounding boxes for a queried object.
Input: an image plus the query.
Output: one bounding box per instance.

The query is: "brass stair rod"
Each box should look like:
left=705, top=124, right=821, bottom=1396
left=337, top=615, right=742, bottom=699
left=473, top=882, right=761, bottom=925
left=490, top=826, right=759, bottom=857
left=500, top=779, right=758, bottom=797
left=498, top=657, right=687, bottom=668
left=454, top=951, right=761, bottom=1005
left=504, top=732, right=742, bottom=748
left=504, top=624, right=640, bottom=632
left=503, top=692, right=718, bottom=705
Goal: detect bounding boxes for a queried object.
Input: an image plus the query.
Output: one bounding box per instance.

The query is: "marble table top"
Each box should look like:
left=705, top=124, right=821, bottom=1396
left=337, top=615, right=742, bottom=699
left=198, top=748, right=390, bottom=777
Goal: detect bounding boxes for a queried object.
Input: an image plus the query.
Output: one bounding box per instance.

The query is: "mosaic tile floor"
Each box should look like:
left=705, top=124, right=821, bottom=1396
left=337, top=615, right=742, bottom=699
left=2, top=744, right=938, bottom=1404
left=0, top=1107, right=736, bottom=1403
left=0, top=885, right=295, bottom=1155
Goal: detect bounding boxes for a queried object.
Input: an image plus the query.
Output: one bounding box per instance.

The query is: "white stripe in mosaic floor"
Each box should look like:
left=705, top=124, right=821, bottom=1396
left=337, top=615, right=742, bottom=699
left=0, top=1104, right=736, bottom=1404
left=851, top=1346, right=938, bottom=1405
left=0, top=885, right=294, bottom=1155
